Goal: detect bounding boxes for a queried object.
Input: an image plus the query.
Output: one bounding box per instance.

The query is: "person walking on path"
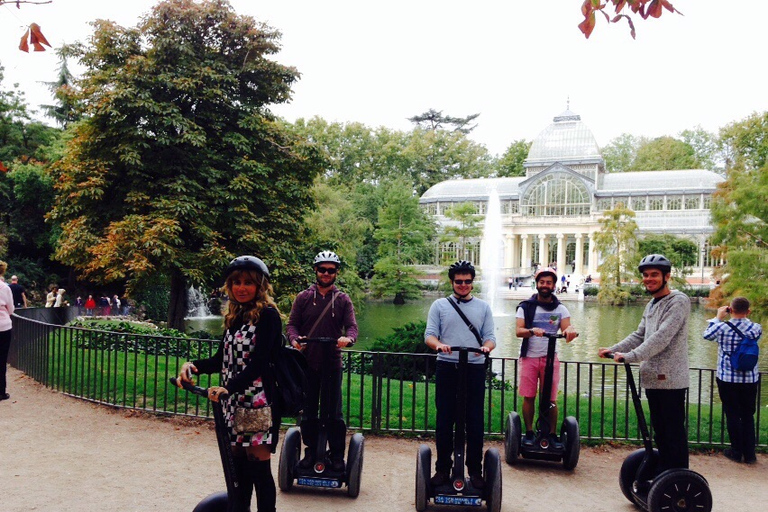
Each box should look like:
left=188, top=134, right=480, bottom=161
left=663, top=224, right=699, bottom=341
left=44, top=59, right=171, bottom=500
left=9, top=275, right=28, bottom=308
left=0, top=261, right=15, bottom=401
left=84, top=295, right=96, bottom=316
left=424, top=260, right=496, bottom=489
left=515, top=267, right=578, bottom=449
left=599, top=254, right=691, bottom=472
left=703, top=296, right=762, bottom=464
left=177, top=256, right=282, bottom=512
left=287, top=250, right=358, bottom=473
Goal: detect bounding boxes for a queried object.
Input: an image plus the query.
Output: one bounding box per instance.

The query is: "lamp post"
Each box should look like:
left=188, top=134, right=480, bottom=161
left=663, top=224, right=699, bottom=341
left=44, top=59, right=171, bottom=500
left=700, top=246, right=706, bottom=284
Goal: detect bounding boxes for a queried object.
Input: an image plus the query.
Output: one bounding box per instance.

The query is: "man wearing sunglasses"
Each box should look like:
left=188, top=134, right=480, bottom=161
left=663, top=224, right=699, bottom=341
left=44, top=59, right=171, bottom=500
left=287, top=250, right=358, bottom=473
left=425, top=260, right=496, bottom=490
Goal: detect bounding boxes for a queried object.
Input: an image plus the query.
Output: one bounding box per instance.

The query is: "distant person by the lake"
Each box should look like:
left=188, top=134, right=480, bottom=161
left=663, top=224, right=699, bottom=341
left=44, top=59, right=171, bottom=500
left=703, top=297, right=762, bottom=464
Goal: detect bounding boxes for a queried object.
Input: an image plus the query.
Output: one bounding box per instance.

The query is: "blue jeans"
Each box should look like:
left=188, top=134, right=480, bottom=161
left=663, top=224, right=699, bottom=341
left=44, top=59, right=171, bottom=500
left=435, top=360, right=486, bottom=476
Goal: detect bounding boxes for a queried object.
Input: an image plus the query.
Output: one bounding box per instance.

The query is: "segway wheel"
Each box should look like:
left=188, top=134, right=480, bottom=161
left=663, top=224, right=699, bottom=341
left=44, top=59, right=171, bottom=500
left=561, top=416, right=580, bottom=470
left=415, top=444, right=431, bottom=512
left=192, top=491, right=228, bottom=512
left=619, top=448, right=658, bottom=505
left=278, top=427, right=301, bottom=492
left=483, top=448, right=502, bottom=512
left=346, top=433, right=365, bottom=498
left=647, top=469, right=712, bottom=512
left=503, top=411, right=521, bottom=465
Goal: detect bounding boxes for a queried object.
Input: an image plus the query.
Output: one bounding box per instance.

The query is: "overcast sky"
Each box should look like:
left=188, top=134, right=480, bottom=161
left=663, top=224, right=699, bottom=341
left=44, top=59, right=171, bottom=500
left=1, top=1, right=766, bottom=156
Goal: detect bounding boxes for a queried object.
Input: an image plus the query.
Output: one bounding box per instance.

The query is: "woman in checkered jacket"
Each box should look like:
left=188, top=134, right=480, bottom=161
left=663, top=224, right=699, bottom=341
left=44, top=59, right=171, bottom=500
left=178, top=255, right=282, bottom=512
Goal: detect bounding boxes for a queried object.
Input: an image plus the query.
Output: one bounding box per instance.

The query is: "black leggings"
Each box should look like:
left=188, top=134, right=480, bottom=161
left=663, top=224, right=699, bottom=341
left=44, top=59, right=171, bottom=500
left=232, top=456, right=276, bottom=512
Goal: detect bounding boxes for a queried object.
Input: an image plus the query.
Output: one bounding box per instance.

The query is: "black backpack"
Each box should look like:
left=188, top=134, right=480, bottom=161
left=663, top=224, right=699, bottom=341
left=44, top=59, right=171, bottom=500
left=270, top=335, right=309, bottom=418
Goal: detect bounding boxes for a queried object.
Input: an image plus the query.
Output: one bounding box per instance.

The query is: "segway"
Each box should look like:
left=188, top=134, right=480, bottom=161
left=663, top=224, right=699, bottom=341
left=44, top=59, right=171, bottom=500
left=277, top=337, right=364, bottom=497
left=415, top=346, right=502, bottom=512
left=601, top=353, right=713, bottom=512
left=170, top=377, right=240, bottom=512
left=504, top=333, right=580, bottom=469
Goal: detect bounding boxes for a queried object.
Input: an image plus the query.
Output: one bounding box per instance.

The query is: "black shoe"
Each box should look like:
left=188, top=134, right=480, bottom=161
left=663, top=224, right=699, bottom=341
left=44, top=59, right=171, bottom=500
left=522, top=431, right=535, bottom=447
left=0, top=393, right=9, bottom=401
left=430, top=470, right=449, bottom=487
left=330, top=457, right=345, bottom=472
left=298, top=447, right=315, bottom=469
left=744, top=456, right=757, bottom=465
left=469, top=474, right=485, bottom=490
left=548, top=433, right=564, bottom=450
left=723, top=448, right=742, bottom=463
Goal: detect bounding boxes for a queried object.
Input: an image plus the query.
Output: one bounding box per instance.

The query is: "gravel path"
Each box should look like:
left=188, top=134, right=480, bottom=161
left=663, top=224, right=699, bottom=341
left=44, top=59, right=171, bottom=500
left=2, top=366, right=765, bottom=511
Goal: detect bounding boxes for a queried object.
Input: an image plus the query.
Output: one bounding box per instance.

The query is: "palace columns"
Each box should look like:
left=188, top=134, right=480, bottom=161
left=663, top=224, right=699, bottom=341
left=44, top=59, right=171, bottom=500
left=520, top=234, right=530, bottom=269
left=504, top=235, right=514, bottom=271
left=538, top=234, right=548, bottom=268
left=574, top=233, right=584, bottom=276
left=556, top=233, right=565, bottom=273
left=588, top=233, right=597, bottom=275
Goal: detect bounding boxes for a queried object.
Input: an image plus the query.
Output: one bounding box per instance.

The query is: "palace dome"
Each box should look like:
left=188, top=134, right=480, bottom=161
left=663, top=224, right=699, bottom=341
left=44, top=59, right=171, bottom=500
left=526, top=109, right=601, bottom=164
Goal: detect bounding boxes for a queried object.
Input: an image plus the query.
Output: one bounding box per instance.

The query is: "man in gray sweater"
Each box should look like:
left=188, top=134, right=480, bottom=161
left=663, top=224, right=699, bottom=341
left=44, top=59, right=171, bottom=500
left=599, top=254, right=690, bottom=471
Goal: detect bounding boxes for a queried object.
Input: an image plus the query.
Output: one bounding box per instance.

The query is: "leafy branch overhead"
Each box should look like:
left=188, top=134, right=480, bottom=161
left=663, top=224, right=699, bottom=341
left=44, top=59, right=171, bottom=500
left=579, top=0, right=682, bottom=39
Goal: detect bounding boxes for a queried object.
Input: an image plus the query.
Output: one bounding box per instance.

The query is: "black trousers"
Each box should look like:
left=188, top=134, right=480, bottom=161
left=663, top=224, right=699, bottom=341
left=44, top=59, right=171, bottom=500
left=300, top=366, right=346, bottom=458
left=645, top=388, right=689, bottom=471
left=0, top=329, right=11, bottom=395
left=716, top=378, right=758, bottom=460
left=435, top=361, right=486, bottom=476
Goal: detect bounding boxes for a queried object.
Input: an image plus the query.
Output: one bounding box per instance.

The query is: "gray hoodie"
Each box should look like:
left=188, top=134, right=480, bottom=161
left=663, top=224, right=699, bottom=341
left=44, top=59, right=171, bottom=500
left=609, top=289, right=690, bottom=390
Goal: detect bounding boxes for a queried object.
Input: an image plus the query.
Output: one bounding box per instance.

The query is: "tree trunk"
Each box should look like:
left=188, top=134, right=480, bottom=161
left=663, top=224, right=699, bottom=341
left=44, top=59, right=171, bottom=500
left=167, top=270, right=188, bottom=331
left=393, top=292, right=405, bottom=305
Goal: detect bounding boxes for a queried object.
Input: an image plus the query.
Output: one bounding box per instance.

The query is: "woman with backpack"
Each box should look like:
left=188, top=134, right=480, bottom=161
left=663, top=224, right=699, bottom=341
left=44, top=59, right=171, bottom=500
left=177, top=256, right=282, bottom=512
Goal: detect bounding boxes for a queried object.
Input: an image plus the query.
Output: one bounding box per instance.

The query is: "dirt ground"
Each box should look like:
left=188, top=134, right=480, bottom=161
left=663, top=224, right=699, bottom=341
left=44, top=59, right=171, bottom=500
left=2, top=366, right=765, bottom=512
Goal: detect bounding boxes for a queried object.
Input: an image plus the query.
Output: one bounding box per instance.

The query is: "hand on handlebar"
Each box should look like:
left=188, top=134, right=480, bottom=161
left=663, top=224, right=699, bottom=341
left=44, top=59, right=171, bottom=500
left=598, top=348, right=625, bottom=362
left=435, top=343, right=452, bottom=354
left=176, top=362, right=197, bottom=388
left=291, top=336, right=306, bottom=351
left=563, top=326, right=578, bottom=343
left=208, top=386, right=228, bottom=402
left=337, top=336, right=354, bottom=348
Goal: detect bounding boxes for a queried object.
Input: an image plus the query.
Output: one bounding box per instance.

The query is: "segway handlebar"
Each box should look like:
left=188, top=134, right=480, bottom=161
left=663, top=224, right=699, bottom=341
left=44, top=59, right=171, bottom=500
left=543, top=332, right=567, bottom=339
left=296, top=337, right=338, bottom=344
left=600, top=352, right=626, bottom=363
left=446, top=346, right=487, bottom=354
left=170, top=377, right=229, bottom=401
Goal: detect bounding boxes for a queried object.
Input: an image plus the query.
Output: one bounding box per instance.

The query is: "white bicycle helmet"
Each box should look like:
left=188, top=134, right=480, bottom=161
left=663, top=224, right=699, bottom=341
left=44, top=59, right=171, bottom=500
left=313, top=250, right=341, bottom=267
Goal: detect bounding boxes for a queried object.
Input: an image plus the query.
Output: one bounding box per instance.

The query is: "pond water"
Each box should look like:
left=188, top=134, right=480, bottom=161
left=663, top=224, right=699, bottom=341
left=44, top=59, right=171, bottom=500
left=186, top=296, right=767, bottom=371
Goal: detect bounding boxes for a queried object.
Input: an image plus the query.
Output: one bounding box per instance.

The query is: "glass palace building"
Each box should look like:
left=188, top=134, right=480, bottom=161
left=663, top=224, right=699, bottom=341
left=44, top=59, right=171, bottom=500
left=419, top=109, right=723, bottom=279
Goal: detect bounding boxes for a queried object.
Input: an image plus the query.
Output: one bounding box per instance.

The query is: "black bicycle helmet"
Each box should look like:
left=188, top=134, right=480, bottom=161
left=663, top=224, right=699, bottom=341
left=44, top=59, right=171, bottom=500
left=638, top=254, right=672, bottom=274
left=224, top=255, right=270, bottom=280
left=448, top=260, right=476, bottom=280
left=313, top=250, right=341, bottom=267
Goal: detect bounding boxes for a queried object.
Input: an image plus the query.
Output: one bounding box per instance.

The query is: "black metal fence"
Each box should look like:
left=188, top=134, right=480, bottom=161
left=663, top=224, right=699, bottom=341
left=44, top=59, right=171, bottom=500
left=9, top=310, right=766, bottom=447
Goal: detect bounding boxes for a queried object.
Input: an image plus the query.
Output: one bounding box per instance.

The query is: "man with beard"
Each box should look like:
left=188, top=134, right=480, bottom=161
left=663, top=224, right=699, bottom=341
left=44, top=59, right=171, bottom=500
left=515, top=267, right=578, bottom=449
left=287, top=251, right=358, bottom=473
left=599, top=254, right=691, bottom=471
left=425, top=260, right=496, bottom=489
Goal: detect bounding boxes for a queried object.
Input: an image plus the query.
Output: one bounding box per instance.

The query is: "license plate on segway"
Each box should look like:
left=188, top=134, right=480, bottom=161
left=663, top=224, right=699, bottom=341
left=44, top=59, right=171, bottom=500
left=297, top=477, right=342, bottom=488
left=434, top=495, right=483, bottom=506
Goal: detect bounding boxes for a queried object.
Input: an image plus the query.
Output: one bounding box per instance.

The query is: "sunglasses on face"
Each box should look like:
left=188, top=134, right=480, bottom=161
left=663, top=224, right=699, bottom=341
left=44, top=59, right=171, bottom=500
left=316, top=267, right=338, bottom=274
left=453, top=279, right=473, bottom=285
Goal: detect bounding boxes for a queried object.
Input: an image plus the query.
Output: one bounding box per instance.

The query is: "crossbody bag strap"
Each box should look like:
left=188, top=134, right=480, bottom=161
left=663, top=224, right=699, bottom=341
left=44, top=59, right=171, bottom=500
left=724, top=321, right=746, bottom=354
left=446, top=296, right=483, bottom=346
left=307, top=292, right=338, bottom=338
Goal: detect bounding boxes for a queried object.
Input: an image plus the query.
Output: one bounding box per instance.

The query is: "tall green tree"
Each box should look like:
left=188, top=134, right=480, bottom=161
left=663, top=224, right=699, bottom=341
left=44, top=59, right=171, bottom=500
left=632, top=136, right=699, bottom=171
left=638, top=233, right=697, bottom=281
left=593, top=203, right=639, bottom=304
left=40, top=49, right=81, bottom=128
left=496, top=139, right=530, bottom=177
left=371, top=181, right=435, bottom=304
left=602, top=133, right=641, bottom=173
left=47, top=0, right=322, bottom=329
left=679, top=126, right=722, bottom=172
left=439, top=202, right=481, bottom=263
left=710, top=112, right=768, bottom=318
